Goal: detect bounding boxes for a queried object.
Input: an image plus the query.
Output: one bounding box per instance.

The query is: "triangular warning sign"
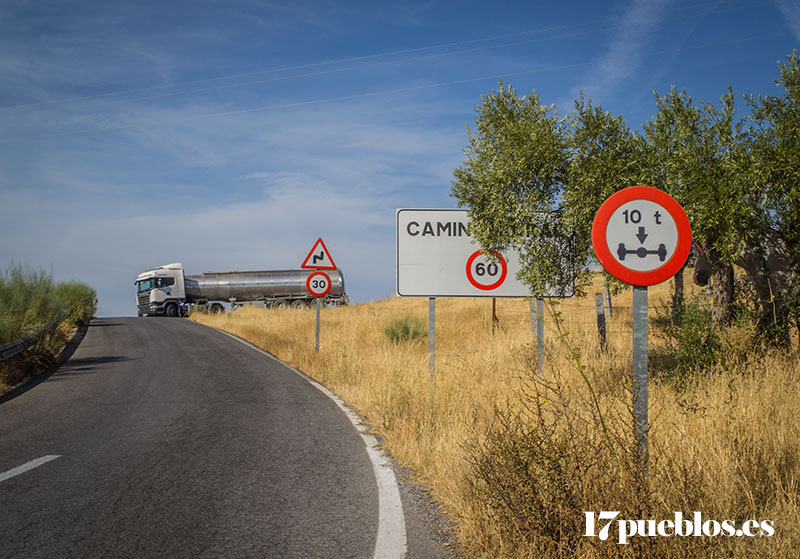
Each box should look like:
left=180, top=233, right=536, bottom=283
left=301, top=237, right=337, bottom=270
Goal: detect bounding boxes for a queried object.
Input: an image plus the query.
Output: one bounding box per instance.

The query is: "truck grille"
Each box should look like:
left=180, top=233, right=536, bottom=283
left=137, top=292, right=151, bottom=314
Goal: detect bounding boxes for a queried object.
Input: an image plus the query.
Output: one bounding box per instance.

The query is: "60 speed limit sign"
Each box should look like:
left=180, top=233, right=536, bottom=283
left=465, top=250, right=508, bottom=291
left=306, top=271, right=332, bottom=297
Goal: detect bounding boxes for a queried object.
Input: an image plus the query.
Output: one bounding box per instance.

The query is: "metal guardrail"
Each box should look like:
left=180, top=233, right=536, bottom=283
left=0, top=312, right=69, bottom=363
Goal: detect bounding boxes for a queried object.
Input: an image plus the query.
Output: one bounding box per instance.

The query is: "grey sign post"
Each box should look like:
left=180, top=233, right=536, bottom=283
left=306, top=270, right=333, bottom=353
left=428, top=297, right=435, bottom=387
left=591, top=186, right=692, bottom=483
left=315, top=297, right=321, bottom=352
left=632, top=285, right=648, bottom=473
left=529, top=299, right=545, bottom=372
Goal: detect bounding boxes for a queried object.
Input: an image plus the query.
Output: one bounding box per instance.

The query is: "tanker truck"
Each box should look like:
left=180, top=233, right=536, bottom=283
left=135, top=263, right=348, bottom=317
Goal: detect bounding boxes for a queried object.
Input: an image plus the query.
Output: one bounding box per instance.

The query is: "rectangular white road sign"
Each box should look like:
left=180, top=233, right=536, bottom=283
left=397, top=209, right=532, bottom=297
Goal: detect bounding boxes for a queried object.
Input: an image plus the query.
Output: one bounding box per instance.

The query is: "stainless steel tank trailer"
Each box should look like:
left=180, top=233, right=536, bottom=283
left=135, top=263, right=347, bottom=317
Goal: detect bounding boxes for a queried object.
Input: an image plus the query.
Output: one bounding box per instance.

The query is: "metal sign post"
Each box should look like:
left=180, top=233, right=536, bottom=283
left=592, top=186, right=692, bottom=484
left=316, top=297, right=321, bottom=352
left=595, top=293, right=607, bottom=351
left=428, top=297, right=435, bottom=388
left=529, top=299, right=545, bottom=372
left=306, top=270, right=333, bottom=353
left=632, top=285, right=648, bottom=474
left=537, top=299, right=544, bottom=371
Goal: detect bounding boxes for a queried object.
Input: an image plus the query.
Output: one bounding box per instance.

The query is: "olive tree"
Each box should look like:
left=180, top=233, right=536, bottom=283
left=564, top=96, right=657, bottom=295
left=451, top=82, right=577, bottom=297
left=642, top=86, right=746, bottom=324
left=452, top=53, right=800, bottom=346
left=742, top=51, right=800, bottom=345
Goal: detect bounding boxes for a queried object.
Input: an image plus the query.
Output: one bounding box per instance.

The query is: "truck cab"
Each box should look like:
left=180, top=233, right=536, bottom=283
left=135, top=263, right=186, bottom=317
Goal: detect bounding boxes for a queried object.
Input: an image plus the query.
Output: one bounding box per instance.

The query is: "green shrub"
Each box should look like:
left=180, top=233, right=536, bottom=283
left=383, top=315, right=427, bottom=344
left=0, top=264, right=62, bottom=343
left=54, top=281, right=97, bottom=325
left=0, top=264, right=96, bottom=343
left=656, top=296, right=722, bottom=383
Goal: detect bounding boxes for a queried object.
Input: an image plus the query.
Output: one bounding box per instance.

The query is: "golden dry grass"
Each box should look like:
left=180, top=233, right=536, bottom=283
left=0, top=321, right=76, bottom=394
left=191, top=271, right=800, bottom=558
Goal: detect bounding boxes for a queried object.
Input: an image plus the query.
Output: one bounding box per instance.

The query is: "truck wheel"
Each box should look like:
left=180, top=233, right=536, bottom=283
left=271, top=299, right=288, bottom=310
left=165, top=303, right=179, bottom=317
left=209, top=303, right=224, bottom=314
left=291, top=300, right=305, bottom=309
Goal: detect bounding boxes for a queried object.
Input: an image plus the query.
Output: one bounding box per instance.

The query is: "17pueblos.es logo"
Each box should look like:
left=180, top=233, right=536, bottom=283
left=584, top=511, right=775, bottom=545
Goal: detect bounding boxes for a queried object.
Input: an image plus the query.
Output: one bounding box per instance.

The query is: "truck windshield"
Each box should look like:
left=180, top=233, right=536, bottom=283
left=137, top=279, right=156, bottom=293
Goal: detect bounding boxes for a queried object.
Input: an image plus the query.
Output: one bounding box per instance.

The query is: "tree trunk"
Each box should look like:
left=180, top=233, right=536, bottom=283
left=672, top=263, right=685, bottom=314
left=738, top=237, right=794, bottom=348
left=710, top=263, right=735, bottom=325
left=692, top=243, right=735, bottom=325
left=751, top=277, right=792, bottom=348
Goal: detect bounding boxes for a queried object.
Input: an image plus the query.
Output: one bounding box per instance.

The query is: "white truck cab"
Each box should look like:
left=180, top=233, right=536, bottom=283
left=135, top=263, right=186, bottom=317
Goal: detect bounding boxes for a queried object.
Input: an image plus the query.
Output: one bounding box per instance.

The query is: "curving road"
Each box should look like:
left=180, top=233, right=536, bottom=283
left=0, top=318, right=459, bottom=559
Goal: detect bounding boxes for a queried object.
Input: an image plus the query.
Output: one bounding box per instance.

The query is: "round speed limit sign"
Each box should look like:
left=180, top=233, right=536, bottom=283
left=306, top=271, right=332, bottom=297
left=465, top=250, right=508, bottom=291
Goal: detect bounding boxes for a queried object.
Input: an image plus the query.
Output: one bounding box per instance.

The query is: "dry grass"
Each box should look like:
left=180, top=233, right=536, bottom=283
left=0, top=321, right=76, bottom=394
left=191, top=271, right=800, bottom=558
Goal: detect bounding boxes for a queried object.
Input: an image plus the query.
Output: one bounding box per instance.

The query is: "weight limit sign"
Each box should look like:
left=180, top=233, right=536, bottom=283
left=592, top=186, right=692, bottom=286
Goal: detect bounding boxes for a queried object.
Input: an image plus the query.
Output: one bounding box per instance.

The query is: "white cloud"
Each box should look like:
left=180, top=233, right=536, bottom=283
left=776, top=0, right=800, bottom=40
left=561, top=0, right=670, bottom=107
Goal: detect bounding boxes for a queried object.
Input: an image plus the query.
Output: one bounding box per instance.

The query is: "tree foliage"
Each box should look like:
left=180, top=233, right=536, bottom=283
left=741, top=50, right=800, bottom=344
left=452, top=83, right=576, bottom=297
left=452, top=51, right=800, bottom=345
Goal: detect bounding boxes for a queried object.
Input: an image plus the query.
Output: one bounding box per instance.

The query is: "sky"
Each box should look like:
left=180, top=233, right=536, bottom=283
left=0, top=0, right=797, bottom=317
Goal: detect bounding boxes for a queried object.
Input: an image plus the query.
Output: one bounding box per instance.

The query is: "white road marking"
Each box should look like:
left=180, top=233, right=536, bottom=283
left=0, top=455, right=61, bottom=483
left=215, top=329, right=408, bottom=559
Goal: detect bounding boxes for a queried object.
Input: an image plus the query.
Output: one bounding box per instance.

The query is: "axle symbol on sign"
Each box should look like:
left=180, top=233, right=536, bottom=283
left=617, top=243, right=667, bottom=261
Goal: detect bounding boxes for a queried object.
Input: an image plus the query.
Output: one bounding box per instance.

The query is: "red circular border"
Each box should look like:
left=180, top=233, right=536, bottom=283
left=306, top=271, right=332, bottom=297
left=465, top=250, right=508, bottom=291
left=592, top=186, right=692, bottom=286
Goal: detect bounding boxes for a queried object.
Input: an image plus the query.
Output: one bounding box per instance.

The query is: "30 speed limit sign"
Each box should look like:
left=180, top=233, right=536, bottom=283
left=306, top=271, right=332, bottom=297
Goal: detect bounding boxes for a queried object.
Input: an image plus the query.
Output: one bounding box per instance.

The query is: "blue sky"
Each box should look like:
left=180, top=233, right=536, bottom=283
left=1, top=0, right=797, bottom=317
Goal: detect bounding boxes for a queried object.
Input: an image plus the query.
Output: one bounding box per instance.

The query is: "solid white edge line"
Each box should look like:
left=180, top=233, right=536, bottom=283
left=0, top=455, right=61, bottom=483
left=213, top=328, right=407, bottom=559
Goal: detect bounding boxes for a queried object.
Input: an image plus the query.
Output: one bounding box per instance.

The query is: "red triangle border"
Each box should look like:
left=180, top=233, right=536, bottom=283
left=301, top=237, right=337, bottom=270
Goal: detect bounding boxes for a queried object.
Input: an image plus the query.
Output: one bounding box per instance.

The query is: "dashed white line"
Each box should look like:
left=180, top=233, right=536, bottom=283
left=0, top=455, right=61, bottom=483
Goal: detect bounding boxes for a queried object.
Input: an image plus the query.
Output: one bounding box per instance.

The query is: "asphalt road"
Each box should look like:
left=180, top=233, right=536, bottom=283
left=0, top=317, right=459, bottom=559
